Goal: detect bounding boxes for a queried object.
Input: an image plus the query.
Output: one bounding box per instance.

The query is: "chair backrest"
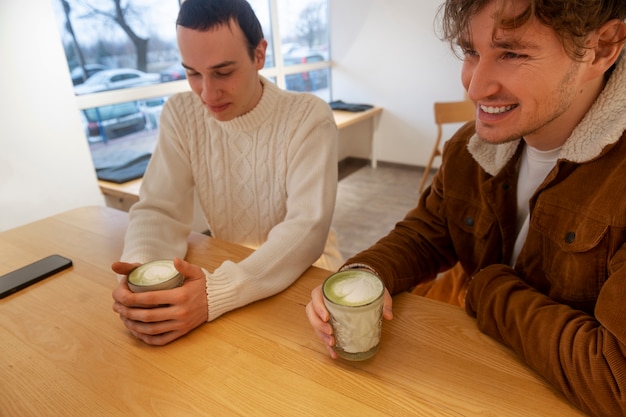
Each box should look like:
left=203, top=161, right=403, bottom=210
left=434, top=100, right=476, bottom=126
left=418, top=100, right=476, bottom=193
left=433, top=100, right=476, bottom=148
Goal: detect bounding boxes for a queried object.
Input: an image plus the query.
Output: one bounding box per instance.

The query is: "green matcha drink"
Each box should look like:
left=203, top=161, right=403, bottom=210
left=322, top=269, right=384, bottom=361
left=127, top=260, right=183, bottom=293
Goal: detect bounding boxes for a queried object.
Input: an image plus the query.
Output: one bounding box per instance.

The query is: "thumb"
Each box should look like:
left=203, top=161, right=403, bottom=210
left=173, top=257, right=205, bottom=280
left=111, top=261, right=141, bottom=276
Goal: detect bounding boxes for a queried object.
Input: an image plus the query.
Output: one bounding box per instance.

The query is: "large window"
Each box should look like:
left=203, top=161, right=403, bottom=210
left=51, top=0, right=331, bottom=160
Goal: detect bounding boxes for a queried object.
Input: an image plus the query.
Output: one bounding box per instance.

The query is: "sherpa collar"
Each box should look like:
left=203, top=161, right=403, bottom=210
left=467, top=52, right=626, bottom=176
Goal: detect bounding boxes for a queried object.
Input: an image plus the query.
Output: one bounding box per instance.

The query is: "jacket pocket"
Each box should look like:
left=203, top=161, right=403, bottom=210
left=445, top=196, right=498, bottom=269
left=531, top=200, right=607, bottom=303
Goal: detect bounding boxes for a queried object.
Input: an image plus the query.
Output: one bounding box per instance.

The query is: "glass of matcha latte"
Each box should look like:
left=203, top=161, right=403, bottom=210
left=127, top=260, right=184, bottom=293
left=322, top=269, right=385, bottom=361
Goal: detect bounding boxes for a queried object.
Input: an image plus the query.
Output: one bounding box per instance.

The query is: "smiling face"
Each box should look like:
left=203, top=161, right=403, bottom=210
left=177, top=21, right=266, bottom=122
left=460, top=1, right=606, bottom=150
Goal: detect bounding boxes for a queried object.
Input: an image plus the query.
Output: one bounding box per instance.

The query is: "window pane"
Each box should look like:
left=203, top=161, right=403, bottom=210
left=87, top=98, right=167, bottom=184
left=52, top=0, right=180, bottom=92
left=285, top=67, right=329, bottom=92
left=277, top=0, right=330, bottom=99
left=277, top=0, right=329, bottom=57
left=82, top=97, right=166, bottom=144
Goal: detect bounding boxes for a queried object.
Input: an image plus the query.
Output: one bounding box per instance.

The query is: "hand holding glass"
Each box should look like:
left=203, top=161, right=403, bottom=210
left=322, top=270, right=384, bottom=361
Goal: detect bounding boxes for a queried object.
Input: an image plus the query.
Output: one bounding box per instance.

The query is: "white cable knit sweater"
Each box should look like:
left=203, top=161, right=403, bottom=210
left=121, top=77, right=343, bottom=320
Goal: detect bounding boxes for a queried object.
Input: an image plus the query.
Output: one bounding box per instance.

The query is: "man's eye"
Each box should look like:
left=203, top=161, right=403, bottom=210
left=461, top=48, right=478, bottom=58
left=502, top=52, right=527, bottom=60
left=215, top=71, right=233, bottom=78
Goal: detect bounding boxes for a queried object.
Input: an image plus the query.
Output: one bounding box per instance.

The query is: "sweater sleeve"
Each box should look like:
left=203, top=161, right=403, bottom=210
left=205, top=103, right=339, bottom=320
left=120, top=100, right=195, bottom=264
left=465, top=264, right=626, bottom=417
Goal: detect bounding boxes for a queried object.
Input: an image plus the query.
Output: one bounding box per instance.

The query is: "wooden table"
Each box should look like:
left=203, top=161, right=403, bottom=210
left=333, top=106, right=382, bottom=130
left=98, top=108, right=383, bottom=213
left=0, top=206, right=584, bottom=416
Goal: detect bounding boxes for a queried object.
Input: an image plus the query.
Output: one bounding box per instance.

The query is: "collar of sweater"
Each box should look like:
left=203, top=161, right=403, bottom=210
left=213, top=76, right=282, bottom=133
left=467, top=52, right=626, bottom=176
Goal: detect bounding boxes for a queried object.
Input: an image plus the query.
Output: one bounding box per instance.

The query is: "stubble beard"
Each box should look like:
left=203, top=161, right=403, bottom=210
left=475, top=61, right=581, bottom=146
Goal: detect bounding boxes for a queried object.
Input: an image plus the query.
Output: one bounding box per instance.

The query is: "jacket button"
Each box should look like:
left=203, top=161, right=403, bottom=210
left=565, top=232, right=576, bottom=244
left=464, top=217, right=475, bottom=227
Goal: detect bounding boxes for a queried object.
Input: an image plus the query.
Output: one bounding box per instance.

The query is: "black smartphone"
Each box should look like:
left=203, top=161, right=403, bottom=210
left=0, top=254, right=73, bottom=299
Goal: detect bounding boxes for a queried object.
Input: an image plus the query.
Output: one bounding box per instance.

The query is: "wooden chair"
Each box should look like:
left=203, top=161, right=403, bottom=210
left=418, top=100, right=476, bottom=193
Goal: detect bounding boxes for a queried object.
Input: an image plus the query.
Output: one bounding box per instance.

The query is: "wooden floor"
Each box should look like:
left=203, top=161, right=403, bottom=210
left=334, top=158, right=428, bottom=260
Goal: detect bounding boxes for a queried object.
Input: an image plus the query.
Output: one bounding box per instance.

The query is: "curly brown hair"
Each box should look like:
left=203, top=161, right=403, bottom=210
left=437, top=0, right=626, bottom=60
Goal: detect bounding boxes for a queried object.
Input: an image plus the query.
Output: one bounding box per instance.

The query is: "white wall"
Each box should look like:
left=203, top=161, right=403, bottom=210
left=330, top=0, right=467, bottom=167
left=0, top=1, right=104, bottom=232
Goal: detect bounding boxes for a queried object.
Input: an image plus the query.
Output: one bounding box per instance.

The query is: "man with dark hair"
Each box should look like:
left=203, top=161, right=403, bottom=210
left=112, top=0, right=342, bottom=346
left=176, top=0, right=263, bottom=60
left=307, top=1, right=626, bottom=415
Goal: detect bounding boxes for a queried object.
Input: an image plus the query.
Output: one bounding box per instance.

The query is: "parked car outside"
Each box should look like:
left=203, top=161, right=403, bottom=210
left=159, top=63, right=187, bottom=82
left=138, top=97, right=167, bottom=130
left=70, top=64, right=106, bottom=85
left=283, top=51, right=329, bottom=92
left=74, top=68, right=160, bottom=95
left=82, top=101, right=146, bottom=142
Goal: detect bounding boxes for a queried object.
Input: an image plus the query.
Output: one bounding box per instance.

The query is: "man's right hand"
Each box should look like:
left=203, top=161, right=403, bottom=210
left=305, top=283, right=394, bottom=359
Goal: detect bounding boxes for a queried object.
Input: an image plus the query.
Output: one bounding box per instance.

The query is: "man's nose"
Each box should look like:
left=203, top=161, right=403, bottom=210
left=201, top=78, right=221, bottom=103
left=464, top=59, right=500, bottom=102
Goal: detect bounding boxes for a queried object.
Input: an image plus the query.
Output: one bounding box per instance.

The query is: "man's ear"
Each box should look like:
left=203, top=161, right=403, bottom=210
left=255, top=39, right=268, bottom=70
left=588, top=19, right=626, bottom=73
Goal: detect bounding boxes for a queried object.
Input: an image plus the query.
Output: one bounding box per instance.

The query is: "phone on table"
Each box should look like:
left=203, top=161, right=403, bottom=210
left=0, top=254, right=73, bottom=299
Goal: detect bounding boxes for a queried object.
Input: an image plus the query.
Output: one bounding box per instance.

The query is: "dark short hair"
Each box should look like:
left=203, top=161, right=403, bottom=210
left=438, top=0, right=626, bottom=60
left=177, top=0, right=264, bottom=60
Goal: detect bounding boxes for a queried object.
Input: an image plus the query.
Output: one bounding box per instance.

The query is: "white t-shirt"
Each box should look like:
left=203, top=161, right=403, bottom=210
left=510, top=143, right=561, bottom=265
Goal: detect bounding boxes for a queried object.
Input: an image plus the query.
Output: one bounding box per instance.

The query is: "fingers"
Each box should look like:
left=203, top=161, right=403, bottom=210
left=115, top=303, right=185, bottom=346
left=311, top=285, right=329, bottom=321
left=306, top=285, right=337, bottom=358
left=326, top=343, right=338, bottom=359
left=123, top=319, right=179, bottom=346
left=306, top=300, right=336, bottom=356
left=121, top=313, right=174, bottom=336
left=383, top=288, right=394, bottom=320
left=112, top=279, right=163, bottom=309
left=136, top=332, right=179, bottom=346
left=306, top=286, right=331, bottom=332
left=305, top=301, right=332, bottom=337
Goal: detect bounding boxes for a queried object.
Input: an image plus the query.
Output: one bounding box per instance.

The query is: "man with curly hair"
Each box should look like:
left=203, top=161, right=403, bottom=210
left=306, top=1, right=626, bottom=415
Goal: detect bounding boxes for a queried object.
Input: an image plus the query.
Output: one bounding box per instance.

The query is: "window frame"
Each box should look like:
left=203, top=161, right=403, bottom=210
left=73, top=0, right=332, bottom=113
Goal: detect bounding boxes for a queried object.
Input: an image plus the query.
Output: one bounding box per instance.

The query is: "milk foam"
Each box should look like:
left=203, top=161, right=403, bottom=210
left=141, top=265, right=175, bottom=284
left=130, top=260, right=177, bottom=285
left=326, top=271, right=383, bottom=306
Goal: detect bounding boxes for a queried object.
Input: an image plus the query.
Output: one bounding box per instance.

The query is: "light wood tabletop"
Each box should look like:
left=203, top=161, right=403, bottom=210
left=332, top=106, right=382, bottom=130
left=0, top=206, right=584, bottom=416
